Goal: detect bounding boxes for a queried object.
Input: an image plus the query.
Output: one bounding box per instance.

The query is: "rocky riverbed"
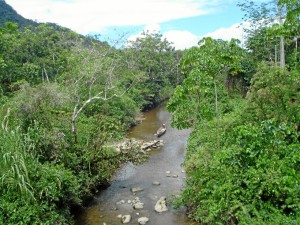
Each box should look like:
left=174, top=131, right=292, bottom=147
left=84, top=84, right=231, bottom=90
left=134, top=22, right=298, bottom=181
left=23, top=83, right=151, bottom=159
left=75, top=104, right=193, bottom=225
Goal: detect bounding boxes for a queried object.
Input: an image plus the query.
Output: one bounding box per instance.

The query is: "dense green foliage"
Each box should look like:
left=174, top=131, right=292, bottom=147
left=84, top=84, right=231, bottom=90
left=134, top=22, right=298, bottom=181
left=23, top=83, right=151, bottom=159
left=126, top=31, right=182, bottom=109
left=168, top=1, right=300, bottom=224
left=176, top=65, right=300, bottom=224
left=0, top=16, right=182, bottom=223
left=1, top=0, right=299, bottom=224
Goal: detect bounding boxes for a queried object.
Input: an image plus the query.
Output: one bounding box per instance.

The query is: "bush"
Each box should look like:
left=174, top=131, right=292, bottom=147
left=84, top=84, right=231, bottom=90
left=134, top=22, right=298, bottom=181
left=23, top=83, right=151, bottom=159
left=179, top=64, right=300, bottom=224
left=0, top=124, right=80, bottom=224
left=0, top=82, right=140, bottom=224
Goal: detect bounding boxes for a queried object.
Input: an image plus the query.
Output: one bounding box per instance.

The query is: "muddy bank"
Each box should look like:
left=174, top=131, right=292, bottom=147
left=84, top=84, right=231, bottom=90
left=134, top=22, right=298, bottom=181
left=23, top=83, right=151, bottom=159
left=75, top=104, right=193, bottom=225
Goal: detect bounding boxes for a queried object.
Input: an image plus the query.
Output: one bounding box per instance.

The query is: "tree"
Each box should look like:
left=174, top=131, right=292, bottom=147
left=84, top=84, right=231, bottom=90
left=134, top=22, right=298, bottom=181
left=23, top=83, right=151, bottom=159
left=14, top=24, right=76, bottom=82
left=126, top=31, right=181, bottom=109
left=239, top=1, right=277, bottom=63
left=278, top=0, right=300, bottom=69
left=0, top=22, right=19, bottom=93
left=239, top=0, right=300, bottom=68
left=0, top=23, right=76, bottom=94
left=168, top=38, right=245, bottom=148
left=177, top=55, right=300, bottom=225
left=278, top=0, right=300, bottom=28
left=63, top=37, right=138, bottom=142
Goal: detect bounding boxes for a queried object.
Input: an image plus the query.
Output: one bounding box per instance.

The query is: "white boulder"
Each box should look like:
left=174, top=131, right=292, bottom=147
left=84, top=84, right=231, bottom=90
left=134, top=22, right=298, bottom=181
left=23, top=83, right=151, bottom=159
left=121, top=215, right=131, bottom=224
left=154, top=196, right=168, bottom=213
left=138, top=217, right=150, bottom=225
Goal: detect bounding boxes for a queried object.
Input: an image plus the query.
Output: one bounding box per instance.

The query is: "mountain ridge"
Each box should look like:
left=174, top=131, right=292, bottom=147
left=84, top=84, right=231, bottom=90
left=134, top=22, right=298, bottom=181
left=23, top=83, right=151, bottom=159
left=0, top=0, right=38, bottom=28
left=0, top=1, right=77, bottom=34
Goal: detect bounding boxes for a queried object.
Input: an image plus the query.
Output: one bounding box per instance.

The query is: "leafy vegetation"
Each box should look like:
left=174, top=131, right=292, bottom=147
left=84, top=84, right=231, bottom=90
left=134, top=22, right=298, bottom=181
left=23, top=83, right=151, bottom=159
left=168, top=0, right=300, bottom=224
left=0, top=8, right=182, bottom=223
left=1, top=0, right=299, bottom=224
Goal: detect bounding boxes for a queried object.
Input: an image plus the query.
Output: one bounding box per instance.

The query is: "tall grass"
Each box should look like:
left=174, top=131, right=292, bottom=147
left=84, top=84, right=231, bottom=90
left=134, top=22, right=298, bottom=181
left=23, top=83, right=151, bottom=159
left=0, top=109, right=80, bottom=224
left=0, top=109, right=35, bottom=201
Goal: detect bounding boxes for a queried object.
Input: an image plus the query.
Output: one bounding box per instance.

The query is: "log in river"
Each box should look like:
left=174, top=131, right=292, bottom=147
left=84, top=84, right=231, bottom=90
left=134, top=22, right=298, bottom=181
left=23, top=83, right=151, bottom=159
left=75, top=103, right=194, bottom=225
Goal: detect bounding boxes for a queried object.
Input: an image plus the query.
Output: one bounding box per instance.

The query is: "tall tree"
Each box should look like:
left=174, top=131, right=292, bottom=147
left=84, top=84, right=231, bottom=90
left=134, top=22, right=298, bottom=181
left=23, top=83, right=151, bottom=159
left=126, top=31, right=180, bottom=109
left=278, top=0, right=300, bottom=27
left=238, top=0, right=286, bottom=66
left=0, top=23, right=76, bottom=94
left=239, top=0, right=300, bottom=68
left=278, top=0, right=300, bottom=68
left=168, top=38, right=245, bottom=148
left=63, top=37, right=138, bottom=142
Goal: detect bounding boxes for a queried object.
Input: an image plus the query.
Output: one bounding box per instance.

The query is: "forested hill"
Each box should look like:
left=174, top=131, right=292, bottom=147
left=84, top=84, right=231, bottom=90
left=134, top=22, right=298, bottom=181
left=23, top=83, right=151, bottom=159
left=0, top=0, right=38, bottom=27
left=0, top=0, right=75, bottom=33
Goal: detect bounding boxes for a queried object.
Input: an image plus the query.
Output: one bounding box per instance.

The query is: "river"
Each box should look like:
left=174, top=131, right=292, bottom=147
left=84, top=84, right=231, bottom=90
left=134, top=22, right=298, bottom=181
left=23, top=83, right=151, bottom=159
left=75, top=104, right=194, bottom=225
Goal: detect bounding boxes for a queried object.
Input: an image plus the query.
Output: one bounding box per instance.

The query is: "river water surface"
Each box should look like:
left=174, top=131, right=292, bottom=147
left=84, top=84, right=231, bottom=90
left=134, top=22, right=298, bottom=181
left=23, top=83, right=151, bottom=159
left=75, top=104, right=194, bottom=225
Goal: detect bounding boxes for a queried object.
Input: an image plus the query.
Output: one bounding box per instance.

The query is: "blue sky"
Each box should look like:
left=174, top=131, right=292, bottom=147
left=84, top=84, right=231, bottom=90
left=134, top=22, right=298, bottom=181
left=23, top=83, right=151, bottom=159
left=5, top=0, right=265, bottom=49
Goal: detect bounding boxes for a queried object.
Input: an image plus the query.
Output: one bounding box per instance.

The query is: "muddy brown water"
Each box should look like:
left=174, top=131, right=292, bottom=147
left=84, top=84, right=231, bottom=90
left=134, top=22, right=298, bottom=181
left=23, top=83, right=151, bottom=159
left=75, top=104, right=195, bottom=225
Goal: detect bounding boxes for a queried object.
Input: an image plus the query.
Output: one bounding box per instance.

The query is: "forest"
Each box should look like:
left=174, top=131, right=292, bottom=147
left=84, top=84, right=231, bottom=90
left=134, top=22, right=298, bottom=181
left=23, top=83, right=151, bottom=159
left=0, top=0, right=299, bottom=224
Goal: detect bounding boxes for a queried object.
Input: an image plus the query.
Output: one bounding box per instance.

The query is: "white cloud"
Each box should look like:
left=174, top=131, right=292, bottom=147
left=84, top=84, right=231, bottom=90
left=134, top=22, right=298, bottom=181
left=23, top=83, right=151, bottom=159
left=126, top=23, right=161, bottom=44
left=163, top=22, right=251, bottom=50
left=6, top=0, right=214, bottom=34
left=202, top=21, right=251, bottom=47
left=143, top=24, right=161, bottom=33
left=203, top=23, right=243, bottom=41
left=126, top=22, right=249, bottom=50
left=163, top=30, right=199, bottom=50
left=126, top=24, right=199, bottom=50
left=5, top=0, right=253, bottom=50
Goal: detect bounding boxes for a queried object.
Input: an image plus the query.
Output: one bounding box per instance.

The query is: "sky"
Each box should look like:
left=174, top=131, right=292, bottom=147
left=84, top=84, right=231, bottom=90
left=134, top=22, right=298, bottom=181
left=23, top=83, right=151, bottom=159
left=5, top=0, right=265, bottom=49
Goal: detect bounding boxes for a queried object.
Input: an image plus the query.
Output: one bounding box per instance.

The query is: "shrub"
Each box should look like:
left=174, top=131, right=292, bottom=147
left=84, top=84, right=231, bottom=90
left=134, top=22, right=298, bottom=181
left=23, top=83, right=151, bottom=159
left=179, top=64, right=300, bottom=224
left=0, top=124, right=80, bottom=224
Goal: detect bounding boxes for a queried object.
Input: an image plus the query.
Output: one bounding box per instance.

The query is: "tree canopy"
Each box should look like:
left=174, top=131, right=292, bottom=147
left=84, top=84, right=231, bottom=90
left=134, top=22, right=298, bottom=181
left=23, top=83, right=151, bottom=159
left=168, top=1, right=300, bottom=224
left=0, top=21, right=183, bottom=224
left=0, top=0, right=299, bottom=224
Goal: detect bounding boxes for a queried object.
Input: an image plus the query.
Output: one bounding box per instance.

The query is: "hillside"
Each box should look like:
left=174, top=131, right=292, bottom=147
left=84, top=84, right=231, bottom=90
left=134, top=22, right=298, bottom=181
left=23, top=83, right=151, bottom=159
left=0, top=0, right=38, bottom=28
left=0, top=0, right=75, bottom=34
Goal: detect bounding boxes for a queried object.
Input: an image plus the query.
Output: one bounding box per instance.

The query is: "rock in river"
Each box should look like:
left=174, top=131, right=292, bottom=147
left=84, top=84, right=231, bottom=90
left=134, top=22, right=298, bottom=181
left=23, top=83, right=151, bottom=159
left=152, top=181, right=160, bottom=186
left=121, top=215, right=131, bottom=224
left=154, top=196, right=168, bottom=213
left=133, top=202, right=144, bottom=209
left=131, top=187, right=144, bottom=193
left=138, top=216, right=150, bottom=225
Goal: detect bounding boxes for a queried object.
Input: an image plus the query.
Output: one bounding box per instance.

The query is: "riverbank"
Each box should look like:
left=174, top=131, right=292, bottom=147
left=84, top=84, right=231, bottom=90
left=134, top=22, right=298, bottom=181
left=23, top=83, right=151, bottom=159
left=75, top=104, right=193, bottom=225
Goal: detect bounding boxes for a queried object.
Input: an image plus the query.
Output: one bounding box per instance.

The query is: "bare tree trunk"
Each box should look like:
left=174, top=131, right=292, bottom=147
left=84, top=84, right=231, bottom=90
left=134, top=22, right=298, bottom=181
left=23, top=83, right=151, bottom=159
left=280, top=36, right=285, bottom=68
left=71, top=87, right=133, bottom=143
left=71, top=105, right=78, bottom=143
left=71, top=95, right=103, bottom=143
left=214, top=78, right=220, bottom=150
left=279, top=6, right=285, bottom=69
left=43, top=65, right=50, bottom=83
left=69, top=38, right=136, bottom=143
left=275, top=45, right=277, bottom=64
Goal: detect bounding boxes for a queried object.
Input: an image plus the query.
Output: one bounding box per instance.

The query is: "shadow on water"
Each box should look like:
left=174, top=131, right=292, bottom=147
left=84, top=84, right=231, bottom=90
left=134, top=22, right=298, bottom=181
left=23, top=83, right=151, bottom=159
left=75, top=103, right=195, bottom=225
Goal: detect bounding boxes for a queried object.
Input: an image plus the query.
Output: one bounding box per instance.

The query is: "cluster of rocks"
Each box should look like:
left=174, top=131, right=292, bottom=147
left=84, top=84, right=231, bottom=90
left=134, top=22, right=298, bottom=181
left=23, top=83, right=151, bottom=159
left=100, top=137, right=185, bottom=224
left=100, top=169, right=186, bottom=224
left=112, top=138, right=164, bottom=154
left=116, top=196, right=150, bottom=224
left=140, top=140, right=164, bottom=151
left=115, top=195, right=168, bottom=224
left=118, top=214, right=149, bottom=225
left=116, top=196, right=145, bottom=209
left=109, top=184, right=170, bottom=224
